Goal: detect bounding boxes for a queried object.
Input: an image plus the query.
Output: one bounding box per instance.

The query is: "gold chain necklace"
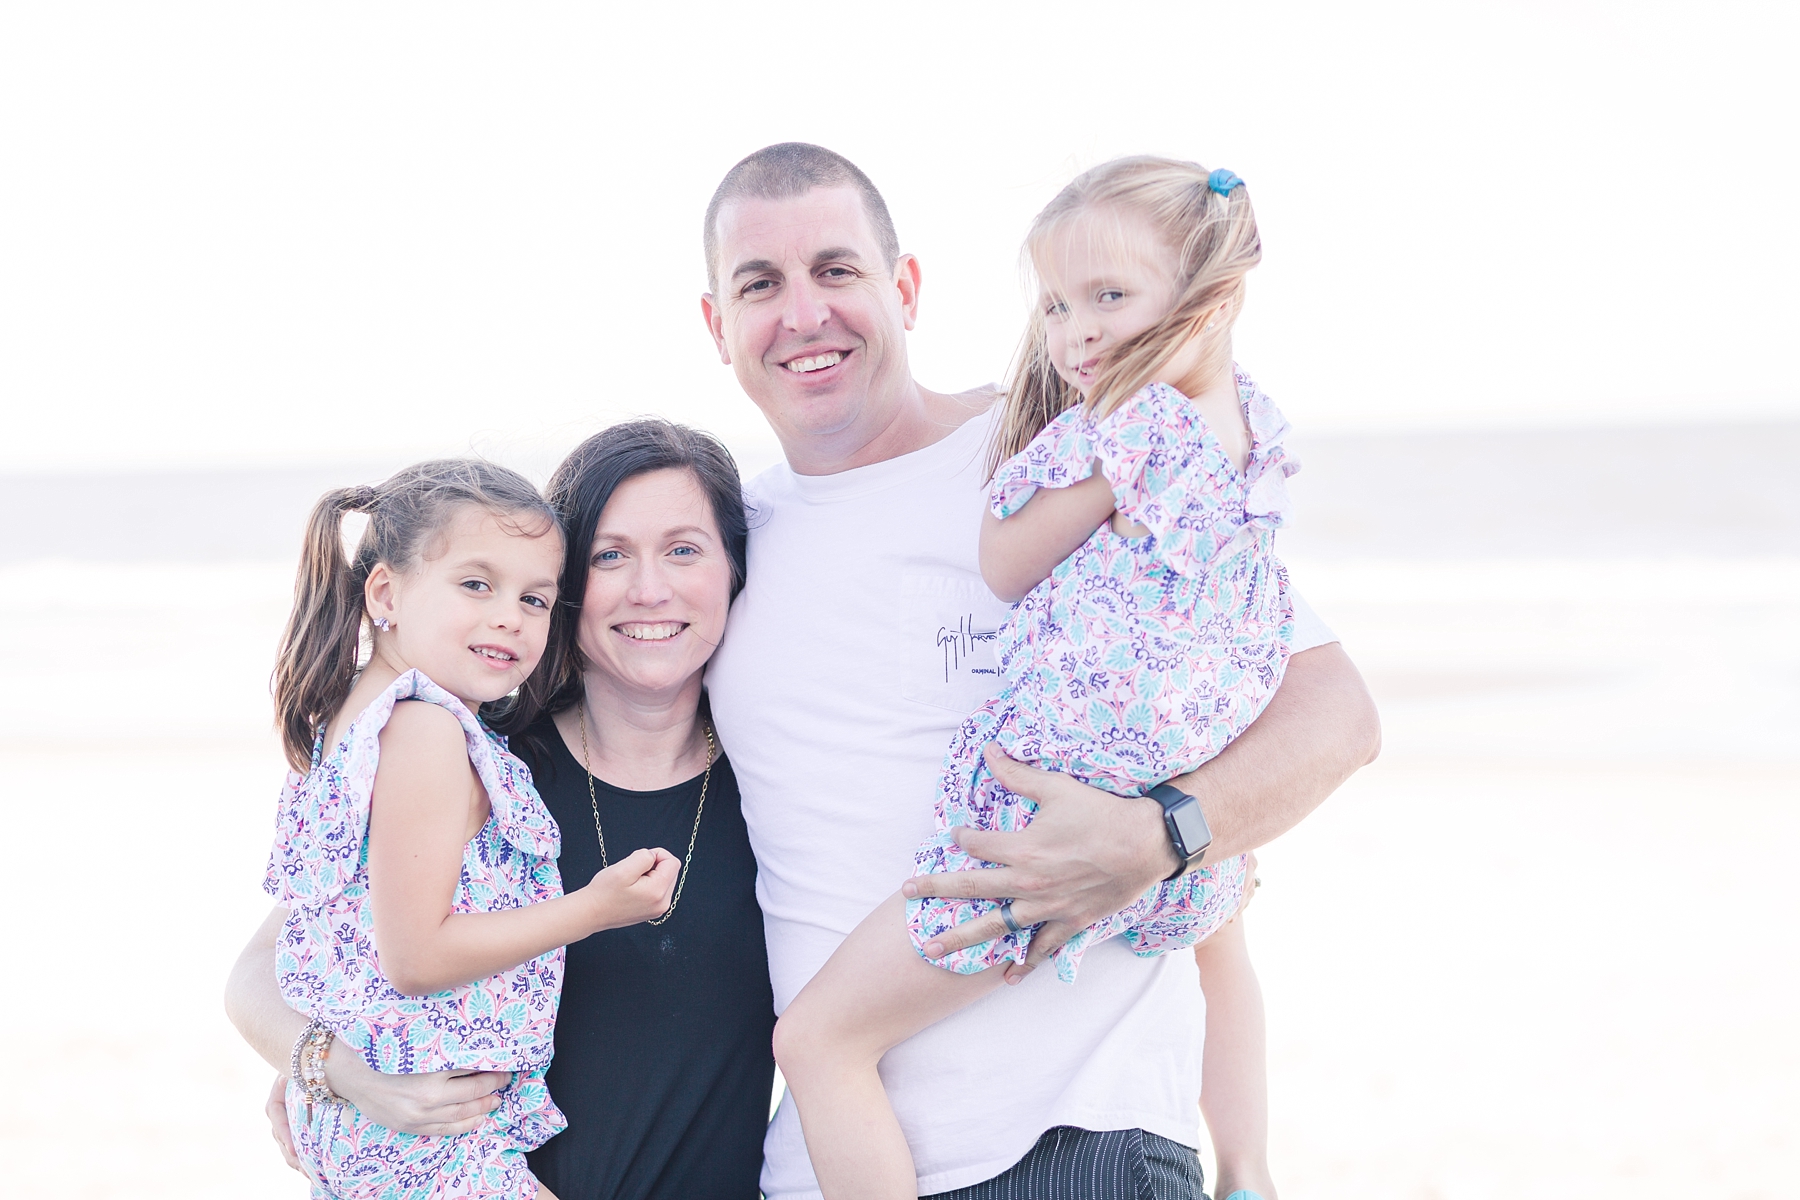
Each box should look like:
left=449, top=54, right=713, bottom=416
left=577, top=699, right=713, bottom=927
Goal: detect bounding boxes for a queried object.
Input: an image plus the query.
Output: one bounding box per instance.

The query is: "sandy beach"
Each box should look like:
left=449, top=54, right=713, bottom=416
left=2, top=425, right=1795, bottom=1197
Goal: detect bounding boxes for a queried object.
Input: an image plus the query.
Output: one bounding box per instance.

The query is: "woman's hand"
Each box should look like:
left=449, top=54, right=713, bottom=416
left=901, top=745, right=1181, bottom=981
left=321, top=1042, right=510, bottom=1136
left=265, top=1076, right=302, bottom=1172
left=578, top=846, right=681, bottom=930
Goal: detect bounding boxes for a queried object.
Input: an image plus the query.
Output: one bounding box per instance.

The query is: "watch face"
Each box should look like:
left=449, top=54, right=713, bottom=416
left=1170, top=798, right=1210, bottom=856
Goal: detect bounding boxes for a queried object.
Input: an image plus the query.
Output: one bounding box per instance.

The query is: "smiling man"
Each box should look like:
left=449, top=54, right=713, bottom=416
left=697, top=159, right=965, bottom=475
left=700, top=144, right=1381, bottom=1199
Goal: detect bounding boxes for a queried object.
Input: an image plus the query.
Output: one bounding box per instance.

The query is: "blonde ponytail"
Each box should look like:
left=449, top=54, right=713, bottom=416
left=989, top=156, right=1263, bottom=476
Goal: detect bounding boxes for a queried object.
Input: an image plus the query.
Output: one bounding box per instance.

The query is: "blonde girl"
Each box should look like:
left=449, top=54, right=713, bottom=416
left=774, top=158, right=1293, bottom=1200
left=265, top=460, right=679, bottom=1199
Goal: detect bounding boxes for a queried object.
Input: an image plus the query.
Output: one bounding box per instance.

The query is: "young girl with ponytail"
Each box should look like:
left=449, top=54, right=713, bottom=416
left=774, top=158, right=1293, bottom=1200
left=266, top=459, right=679, bottom=1200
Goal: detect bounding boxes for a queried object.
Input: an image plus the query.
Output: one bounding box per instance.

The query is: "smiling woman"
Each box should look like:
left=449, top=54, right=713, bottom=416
left=554, top=467, right=734, bottom=705
left=492, top=418, right=774, bottom=1200
left=512, top=417, right=748, bottom=737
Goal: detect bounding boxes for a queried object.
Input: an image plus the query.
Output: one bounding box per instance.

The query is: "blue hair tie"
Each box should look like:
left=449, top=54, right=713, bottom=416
left=1208, top=168, right=1244, bottom=195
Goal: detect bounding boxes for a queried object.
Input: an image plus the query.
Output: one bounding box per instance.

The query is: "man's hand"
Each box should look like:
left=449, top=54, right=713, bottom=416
left=322, top=1040, right=509, bottom=1136
left=265, top=1076, right=301, bottom=1173
left=901, top=744, right=1180, bottom=980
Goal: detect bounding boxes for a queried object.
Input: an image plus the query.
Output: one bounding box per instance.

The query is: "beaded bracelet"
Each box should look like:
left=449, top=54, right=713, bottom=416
left=289, top=1017, right=347, bottom=1111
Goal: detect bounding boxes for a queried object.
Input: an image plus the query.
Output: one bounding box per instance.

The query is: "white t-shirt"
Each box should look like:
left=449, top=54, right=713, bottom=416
left=705, top=404, right=1336, bottom=1198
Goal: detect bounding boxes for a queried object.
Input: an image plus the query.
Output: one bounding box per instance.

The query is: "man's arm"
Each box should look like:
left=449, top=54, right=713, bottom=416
left=1178, top=639, right=1381, bottom=866
left=224, top=905, right=508, bottom=1137
left=902, top=641, right=1380, bottom=975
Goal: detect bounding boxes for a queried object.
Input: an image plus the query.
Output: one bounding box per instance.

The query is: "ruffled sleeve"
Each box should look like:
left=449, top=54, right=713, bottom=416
left=388, top=672, right=561, bottom=859
left=1085, top=376, right=1301, bottom=576
left=1239, top=372, right=1300, bottom=531
left=262, top=702, right=387, bottom=911
left=988, top=404, right=1100, bottom=519
left=262, top=671, right=558, bottom=912
left=1085, top=381, right=1235, bottom=576
left=264, top=769, right=320, bottom=906
left=464, top=722, right=561, bottom=861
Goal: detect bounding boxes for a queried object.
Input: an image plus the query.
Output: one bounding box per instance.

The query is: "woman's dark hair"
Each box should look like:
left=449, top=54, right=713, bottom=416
left=273, top=458, right=557, bottom=772
left=491, top=418, right=748, bottom=737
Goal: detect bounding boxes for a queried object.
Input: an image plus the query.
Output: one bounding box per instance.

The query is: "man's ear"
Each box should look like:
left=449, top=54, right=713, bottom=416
left=700, top=293, right=731, bottom=364
left=893, top=254, right=922, bottom=332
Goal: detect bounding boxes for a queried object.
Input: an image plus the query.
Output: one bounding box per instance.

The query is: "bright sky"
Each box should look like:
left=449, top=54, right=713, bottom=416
left=2, top=2, right=1795, bottom=475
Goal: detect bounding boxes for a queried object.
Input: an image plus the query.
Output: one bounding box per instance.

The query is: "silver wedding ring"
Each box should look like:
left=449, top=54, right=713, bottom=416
left=999, top=899, right=1023, bottom=934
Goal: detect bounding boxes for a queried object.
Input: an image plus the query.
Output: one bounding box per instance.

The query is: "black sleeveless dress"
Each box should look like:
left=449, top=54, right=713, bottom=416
left=515, top=714, right=774, bottom=1200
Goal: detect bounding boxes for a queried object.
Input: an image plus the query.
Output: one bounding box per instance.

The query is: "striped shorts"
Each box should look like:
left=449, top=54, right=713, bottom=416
left=923, top=1126, right=1206, bottom=1200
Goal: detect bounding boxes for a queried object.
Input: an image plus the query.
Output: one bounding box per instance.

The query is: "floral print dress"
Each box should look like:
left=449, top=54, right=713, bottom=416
left=906, top=372, right=1298, bottom=981
left=265, top=669, right=566, bottom=1199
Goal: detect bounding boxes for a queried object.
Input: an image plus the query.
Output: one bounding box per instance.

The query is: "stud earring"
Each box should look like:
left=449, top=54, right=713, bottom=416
left=373, top=617, right=392, bottom=632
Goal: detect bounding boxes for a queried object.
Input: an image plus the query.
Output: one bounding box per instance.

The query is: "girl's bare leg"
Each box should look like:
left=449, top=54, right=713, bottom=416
left=1195, top=914, right=1278, bottom=1199
left=773, top=891, right=1008, bottom=1200
left=535, top=1184, right=561, bottom=1200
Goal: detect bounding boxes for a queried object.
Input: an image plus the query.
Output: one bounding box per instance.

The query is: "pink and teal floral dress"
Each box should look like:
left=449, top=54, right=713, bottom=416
left=265, top=669, right=566, bottom=1199
left=906, top=372, right=1298, bottom=981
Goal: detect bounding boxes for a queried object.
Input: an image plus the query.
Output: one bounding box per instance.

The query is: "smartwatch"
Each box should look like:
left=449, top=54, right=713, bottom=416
left=1148, top=783, right=1212, bottom=881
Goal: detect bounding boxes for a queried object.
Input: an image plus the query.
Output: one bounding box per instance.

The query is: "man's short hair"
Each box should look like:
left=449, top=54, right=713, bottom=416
left=703, top=142, right=900, bottom=293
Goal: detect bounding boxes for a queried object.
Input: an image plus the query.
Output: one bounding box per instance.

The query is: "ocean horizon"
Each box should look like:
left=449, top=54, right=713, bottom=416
left=9, top=418, right=1799, bottom=565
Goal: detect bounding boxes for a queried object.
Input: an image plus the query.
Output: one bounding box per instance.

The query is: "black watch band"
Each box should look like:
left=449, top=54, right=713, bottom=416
left=1148, top=783, right=1213, bottom=881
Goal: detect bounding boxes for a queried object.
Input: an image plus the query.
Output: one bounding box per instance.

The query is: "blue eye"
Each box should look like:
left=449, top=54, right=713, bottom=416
left=462, top=579, right=491, bottom=593
left=593, top=549, right=622, bottom=564
left=671, top=546, right=697, bottom=558
left=522, top=594, right=549, bottom=610
left=1098, top=289, right=1124, bottom=303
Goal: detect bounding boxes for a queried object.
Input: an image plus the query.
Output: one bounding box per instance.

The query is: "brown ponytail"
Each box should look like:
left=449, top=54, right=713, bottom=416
left=271, top=460, right=557, bottom=772
left=273, top=487, right=377, bottom=771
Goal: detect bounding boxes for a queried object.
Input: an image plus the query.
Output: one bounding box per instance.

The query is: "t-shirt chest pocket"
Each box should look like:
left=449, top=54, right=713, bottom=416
left=898, top=571, right=1014, bottom=714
